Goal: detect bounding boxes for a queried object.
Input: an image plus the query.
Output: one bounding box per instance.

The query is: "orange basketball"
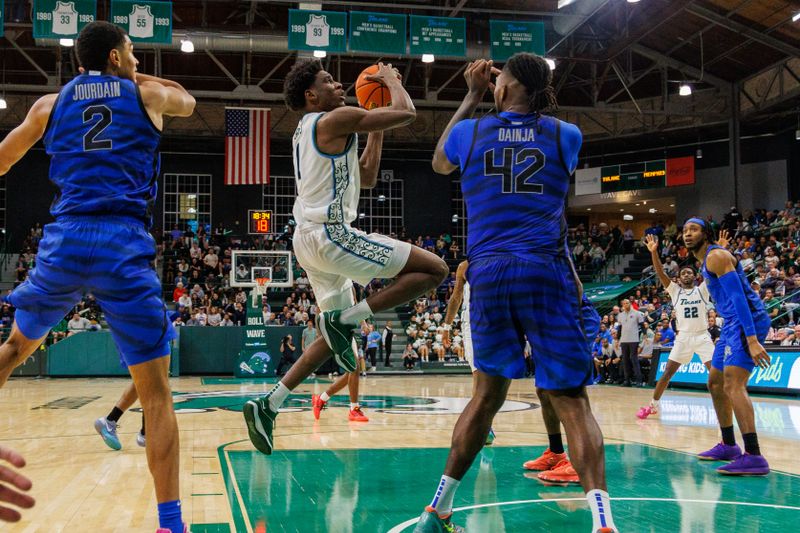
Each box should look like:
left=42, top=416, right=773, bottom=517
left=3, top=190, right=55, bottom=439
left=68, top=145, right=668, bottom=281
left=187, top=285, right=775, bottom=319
left=355, top=65, right=392, bottom=110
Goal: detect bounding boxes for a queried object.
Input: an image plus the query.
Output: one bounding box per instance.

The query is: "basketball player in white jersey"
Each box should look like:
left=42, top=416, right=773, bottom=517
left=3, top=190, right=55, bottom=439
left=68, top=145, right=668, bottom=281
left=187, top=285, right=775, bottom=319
left=637, top=234, right=714, bottom=419
left=443, top=260, right=495, bottom=445
left=244, top=59, right=449, bottom=455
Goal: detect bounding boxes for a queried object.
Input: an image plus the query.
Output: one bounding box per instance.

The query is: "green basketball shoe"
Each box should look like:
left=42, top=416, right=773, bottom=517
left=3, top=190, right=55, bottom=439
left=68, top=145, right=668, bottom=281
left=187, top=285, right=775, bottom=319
left=317, top=310, right=357, bottom=372
left=413, top=507, right=464, bottom=533
left=243, top=396, right=277, bottom=455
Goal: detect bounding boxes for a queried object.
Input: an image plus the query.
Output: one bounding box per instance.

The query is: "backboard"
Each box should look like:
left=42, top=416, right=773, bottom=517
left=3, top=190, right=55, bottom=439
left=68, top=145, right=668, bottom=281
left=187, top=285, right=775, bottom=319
left=230, top=250, right=293, bottom=288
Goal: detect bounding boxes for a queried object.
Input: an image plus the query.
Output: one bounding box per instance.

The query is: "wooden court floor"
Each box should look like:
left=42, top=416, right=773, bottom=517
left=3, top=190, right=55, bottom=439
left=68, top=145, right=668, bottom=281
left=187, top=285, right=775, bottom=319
left=1, top=375, right=799, bottom=532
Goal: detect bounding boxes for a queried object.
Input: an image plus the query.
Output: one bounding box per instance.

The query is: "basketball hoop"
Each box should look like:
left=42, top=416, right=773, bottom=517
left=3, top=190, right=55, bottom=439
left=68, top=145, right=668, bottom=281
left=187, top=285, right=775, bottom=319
left=251, top=276, right=271, bottom=307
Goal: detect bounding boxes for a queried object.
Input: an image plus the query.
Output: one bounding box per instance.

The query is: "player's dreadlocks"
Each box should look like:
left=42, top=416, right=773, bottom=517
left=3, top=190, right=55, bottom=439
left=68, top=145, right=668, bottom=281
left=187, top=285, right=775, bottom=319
left=283, top=58, right=323, bottom=111
left=505, top=53, right=558, bottom=114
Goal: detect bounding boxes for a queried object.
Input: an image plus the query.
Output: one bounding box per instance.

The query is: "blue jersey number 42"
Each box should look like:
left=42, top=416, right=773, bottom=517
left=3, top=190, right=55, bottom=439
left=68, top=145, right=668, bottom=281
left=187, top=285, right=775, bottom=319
left=483, top=147, right=545, bottom=194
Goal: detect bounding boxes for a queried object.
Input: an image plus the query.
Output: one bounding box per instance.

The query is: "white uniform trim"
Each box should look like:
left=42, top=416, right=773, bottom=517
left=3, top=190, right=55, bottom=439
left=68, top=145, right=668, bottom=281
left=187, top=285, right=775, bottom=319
left=462, top=282, right=475, bottom=372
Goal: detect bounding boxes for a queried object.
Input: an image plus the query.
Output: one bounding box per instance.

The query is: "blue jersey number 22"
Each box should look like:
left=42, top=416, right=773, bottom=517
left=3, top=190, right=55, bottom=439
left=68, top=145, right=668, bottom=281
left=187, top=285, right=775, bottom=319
left=484, top=147, right=545, bottom=194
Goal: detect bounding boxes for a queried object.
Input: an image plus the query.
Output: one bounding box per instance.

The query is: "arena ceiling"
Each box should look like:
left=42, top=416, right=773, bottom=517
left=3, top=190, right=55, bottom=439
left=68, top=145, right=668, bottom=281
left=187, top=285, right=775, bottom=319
left=1, top=0, right=799, bottom=147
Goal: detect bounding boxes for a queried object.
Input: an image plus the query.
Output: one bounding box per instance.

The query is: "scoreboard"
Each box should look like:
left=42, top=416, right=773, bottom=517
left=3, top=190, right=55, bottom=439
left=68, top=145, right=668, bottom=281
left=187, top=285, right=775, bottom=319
left=575, top=156, right=695, bottom=196
left=248, top=210, right=273, bottom=234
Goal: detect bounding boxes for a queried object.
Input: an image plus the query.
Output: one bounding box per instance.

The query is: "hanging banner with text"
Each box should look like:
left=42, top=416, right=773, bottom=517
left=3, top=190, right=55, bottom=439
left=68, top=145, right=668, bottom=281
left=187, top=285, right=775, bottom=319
left=0, top=3, right=4, bottom=38
left=575, top=156, right=695, bottom=196
left=490, top=20, right=545, bottom=61
left=349, top=11, right=407, bottom=55
left=288, top=9, right=347, bottom=53
left=110, top=0, right=172, bottom=44
left=409, top=15, right=466, bottom=57
left=33, top=0, right=96, bottom=39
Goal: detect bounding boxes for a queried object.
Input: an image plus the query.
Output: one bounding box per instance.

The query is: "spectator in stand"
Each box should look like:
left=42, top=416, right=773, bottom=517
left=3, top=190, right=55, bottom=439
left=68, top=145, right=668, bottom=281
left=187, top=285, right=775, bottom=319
left=366, top=324, right=381, bottom=371
left=219, top=313, right=234, bottom=326
left=658, top=319, right=675, bottom=347
left=707, top=316, right=721, bottom=343
left=173, top=316, right=185, bottom=327
left=177, top=291, right=191, bottom=309
left=763, top=288, right=782, bottom=324
left=296, top=272, right=310, bottom=291
left=623, top=226, right=635, bottom=253
left=663, top=256, right=679, bottom=278
left=275, top=334, right=296, bottom=376
left=195, top=307, right=208, bottom=327
left=589, top=241, right=606, bottom=269
left=172, top=281, right=186, bottom=304
left=207, top=306, right=222, bottom=327
left=382, top=321, right=394, bottom=367
left=638, top=322, right=655, bottom=365
left=67, top=313, right=91, bottom=336
left=302, top=319, right=317, bottom=352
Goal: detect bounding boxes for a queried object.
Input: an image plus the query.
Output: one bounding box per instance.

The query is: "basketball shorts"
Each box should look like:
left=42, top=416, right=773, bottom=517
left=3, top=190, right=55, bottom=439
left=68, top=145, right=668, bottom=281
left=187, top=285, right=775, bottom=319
left=7, top=216, right=176, bottom=367
left=711, top=313, right=770, bottom=372
left=467, top=255, right=592, bottom=389
left=668, top=331, right=714, bottom=365
left=293, top=223, right=411, bottom=312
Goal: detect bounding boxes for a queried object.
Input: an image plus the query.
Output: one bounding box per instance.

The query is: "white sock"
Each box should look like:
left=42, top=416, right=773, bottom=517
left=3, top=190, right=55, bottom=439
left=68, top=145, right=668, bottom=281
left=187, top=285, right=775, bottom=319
left=267, top=382, right=291, bottom=412
left=340, top=300, right=373, bottom=325
left=350, top=402, right=359, bottom=410
left=320, top=392, right=330, bottom=402
left=430, top=475, right=460, bottom=517
left=586, top=489, right=616, bottom=532
left=650, top=399, right=660, bottom=409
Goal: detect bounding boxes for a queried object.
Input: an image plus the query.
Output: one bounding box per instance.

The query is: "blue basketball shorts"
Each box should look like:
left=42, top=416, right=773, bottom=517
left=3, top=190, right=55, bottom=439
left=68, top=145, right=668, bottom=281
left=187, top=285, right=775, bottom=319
left=711, top=313, right=771, bottom=372
left=7, top=216, right=176, bottom=367
left=467, top=254, right=593, bottom=389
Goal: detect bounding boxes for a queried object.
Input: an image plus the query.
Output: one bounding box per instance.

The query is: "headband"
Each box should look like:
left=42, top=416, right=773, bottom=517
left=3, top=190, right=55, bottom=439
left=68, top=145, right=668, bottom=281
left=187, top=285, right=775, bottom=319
left=685, top=217, right=706, bottom=228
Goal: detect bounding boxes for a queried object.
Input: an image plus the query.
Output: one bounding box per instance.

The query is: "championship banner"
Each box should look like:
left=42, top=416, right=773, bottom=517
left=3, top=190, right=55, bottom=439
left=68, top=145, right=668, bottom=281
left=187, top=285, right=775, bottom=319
left=409, top=15, right=466, bottom=57
left=490, top=20, right=545, bottom=62
left=33, top=0, right=96, bottom=39
left=349, top=12, right=407, bottom=55
left=288, top=9, right=347, bottom=53
left=0, top=2, right=4, bottom=38
left=110, top=0, right=172, bottom=44
left=574, top=156, right=695, bottom=196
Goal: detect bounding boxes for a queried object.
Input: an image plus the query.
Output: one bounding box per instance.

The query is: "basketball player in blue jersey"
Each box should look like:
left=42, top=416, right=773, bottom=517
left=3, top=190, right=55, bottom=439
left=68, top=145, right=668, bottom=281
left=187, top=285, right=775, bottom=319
left=0, top=21, right=195, bottom=532
left=243, top=59, right=448, bottom=456
left=684, top=218, right=771, bottom=475
left=414, top=54, right=616, bottom=533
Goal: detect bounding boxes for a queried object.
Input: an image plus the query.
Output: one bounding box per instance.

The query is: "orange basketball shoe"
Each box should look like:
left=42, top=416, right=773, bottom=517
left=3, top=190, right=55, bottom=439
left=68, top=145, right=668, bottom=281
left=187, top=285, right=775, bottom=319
left=312, top=394, right=327, bottom=420
left=537, top=459, right=581, bottom=484
left=522, top=448, right=567, bottom=471
left=348, top=406, right=369, bottom=422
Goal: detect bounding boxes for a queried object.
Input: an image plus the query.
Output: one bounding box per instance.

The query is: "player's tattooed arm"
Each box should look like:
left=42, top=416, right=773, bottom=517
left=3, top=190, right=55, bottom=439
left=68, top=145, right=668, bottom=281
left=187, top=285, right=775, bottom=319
left=432, top=59, right=499, bottom=174
left=644, top=235, right=671, bottom=289
left=0, top=94, right=57, bottom=176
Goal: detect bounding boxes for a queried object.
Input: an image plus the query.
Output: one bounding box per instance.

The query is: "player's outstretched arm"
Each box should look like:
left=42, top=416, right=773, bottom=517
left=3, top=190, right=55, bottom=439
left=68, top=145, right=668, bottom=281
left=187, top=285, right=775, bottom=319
left=0, top=94, right=57, bottom=176
left=320, top=63, right=415, bottom=136
left=432, top=60, right=498, bottom=175
left=644, top=235, right=671, bottom=289
left=138, top=75, right=196, bottom=119
left=706, top=249, right=770, bottom=368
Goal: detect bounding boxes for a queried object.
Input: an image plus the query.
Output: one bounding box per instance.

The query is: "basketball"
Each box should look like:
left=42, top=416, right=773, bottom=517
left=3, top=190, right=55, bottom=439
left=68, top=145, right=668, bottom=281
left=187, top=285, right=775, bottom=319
left=355, top=65, right=392, bottom=110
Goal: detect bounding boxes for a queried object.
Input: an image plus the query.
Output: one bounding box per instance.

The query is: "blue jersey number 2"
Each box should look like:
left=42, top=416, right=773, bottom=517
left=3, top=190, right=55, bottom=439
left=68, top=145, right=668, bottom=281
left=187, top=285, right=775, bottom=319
left=484, top=147, right=545, bottom=194
left=82, top=105, right=113, bottom=151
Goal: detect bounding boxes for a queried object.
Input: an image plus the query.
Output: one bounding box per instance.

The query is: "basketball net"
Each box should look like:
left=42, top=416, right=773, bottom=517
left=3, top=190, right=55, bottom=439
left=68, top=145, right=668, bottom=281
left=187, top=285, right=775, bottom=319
left=251, top=277, right=271, bottom=308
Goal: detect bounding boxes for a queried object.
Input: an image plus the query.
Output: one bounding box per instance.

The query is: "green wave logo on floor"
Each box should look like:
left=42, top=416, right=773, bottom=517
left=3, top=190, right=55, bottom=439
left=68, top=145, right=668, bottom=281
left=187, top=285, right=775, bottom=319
left=170, top=391, right=537, bottom=415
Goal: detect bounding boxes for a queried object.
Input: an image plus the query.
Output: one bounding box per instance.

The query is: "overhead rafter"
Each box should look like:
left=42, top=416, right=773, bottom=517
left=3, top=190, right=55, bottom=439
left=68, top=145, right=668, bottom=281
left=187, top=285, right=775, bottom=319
left=629, top=44, right=729, bottom=89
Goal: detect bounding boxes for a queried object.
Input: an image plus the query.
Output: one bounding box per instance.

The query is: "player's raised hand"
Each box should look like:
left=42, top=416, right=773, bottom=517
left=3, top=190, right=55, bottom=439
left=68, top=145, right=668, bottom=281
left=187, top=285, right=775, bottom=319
left=366, top=62, right=402, bottom=84
left=644, top=234, right=658, bottom=252
left=717, top=229, right=731, bottom=249
left=0, top=446, right=35, bottom=522
left=464, top=59, right=494, bottom=97
left=748, top=339, right=771, bottom=369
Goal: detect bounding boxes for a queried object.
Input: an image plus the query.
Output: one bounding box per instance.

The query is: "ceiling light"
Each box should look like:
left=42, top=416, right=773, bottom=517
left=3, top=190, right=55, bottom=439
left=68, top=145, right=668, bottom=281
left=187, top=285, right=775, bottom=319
left=0, top=98, right=6, bottom=110
left=452, top=215, right=459, bottom=222
left=649, top=208, right=657, bottom=213
left=180, top=39, right=194, bottom=53
left=643, top=201, right=647, bottom=205
left=586, top=208, right=592, bottom=211
left=619, top=209, right=624, bottom=212
left=796, top=129, right=800, bottom=141
left=635, top=203, right=640, bottom=206
left=623, top=214, right=634, bottom=221
left=377, top=195, right=386, bottom=202
left=313, top=50, right=327, bottom=58
left=545, top=58, right=556, bottom=70
left=793, top=12, right=800, bottom=22
left=670, top=204, right=675, bottom=207
left=696, top=148, right=703, bottom=159
left=422, top=54, right=435, bottom=63
left=679, top=84, right=692, bottom=96
left=627, top=0, right=641, bottom=3
left=59, top=38, right=74, bottom=47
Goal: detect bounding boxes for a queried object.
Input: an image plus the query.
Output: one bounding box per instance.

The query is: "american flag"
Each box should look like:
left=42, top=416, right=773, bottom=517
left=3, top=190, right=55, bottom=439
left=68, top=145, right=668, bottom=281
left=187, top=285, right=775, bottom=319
left=225, top=107, right=270, bottom=185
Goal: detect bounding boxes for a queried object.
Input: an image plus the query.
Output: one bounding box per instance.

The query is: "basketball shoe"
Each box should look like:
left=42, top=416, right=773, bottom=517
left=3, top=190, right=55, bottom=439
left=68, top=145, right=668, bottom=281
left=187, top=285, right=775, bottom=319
left=243, top=396, right=278, bottom=455
left=717, top=453, right=770, bottom=476
left=156, top=524, right=188, bottom=533
left=537, top=459, right=580, bottom=484
left=348, top=406, right=369, bottom=422
left=697, top=442, right=742, bottom=461
left=413, top=506, right=464, bottom=533
left=94, top=417, right=121, bottom=451
left=312, top=394, right=327, bottom=420
left=636, top=404, right=658, bottom=419
left=522, top=448, right=567, bottom=471
left=317, top=310, right=356, bottom=372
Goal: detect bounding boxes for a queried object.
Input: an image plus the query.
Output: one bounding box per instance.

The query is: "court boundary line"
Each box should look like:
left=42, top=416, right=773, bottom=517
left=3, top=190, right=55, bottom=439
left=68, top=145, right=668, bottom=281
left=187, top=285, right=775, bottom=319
left=217, top=440, right=254, bottom=533
left=386, top=497, right=800, bottom=533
